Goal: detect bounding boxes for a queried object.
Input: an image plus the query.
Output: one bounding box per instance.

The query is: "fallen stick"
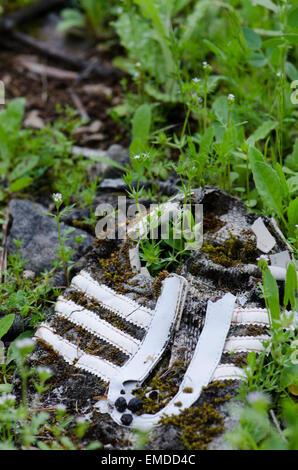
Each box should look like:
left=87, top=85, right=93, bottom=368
left=7, top=30, right=117, bottom=78
left=15, top=55, right=78, bottom=80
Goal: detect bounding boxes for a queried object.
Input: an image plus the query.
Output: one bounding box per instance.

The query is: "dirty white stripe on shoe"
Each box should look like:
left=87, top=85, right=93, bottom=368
left=211, top=364, right=247, bottom=382
left=71, top=270, right=153, bottom=329
left=34, top=325, right=119, bottom=381
left=223, top=335, right=269, bottom=353
left=232, top=308, right=298, bottom=326
left=55, top=298, right=140, bottom=355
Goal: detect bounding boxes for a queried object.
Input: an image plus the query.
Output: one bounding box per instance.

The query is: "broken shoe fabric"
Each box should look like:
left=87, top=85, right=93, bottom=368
left=30, top=188, right=297, bottom=448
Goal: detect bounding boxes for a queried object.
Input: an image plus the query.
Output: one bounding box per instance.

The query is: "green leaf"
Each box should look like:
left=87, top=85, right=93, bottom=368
left=86, top=154, right=125, bottom=171
left=9, top=155, right=39, bottom=182
left=263, top=268, right=280, bottom=325
left=247, top=120, right=277, bottom=145
left=262, top=38, right=286, bottom=48
left=283, top=261, right=298, bottom=311
left=288, top=7, right=298, bottom=30
left=285, top=139, right=298, bottom=172
left=203, top=39, right=227, bottom=61
left=132, top=104, right=152, bottom=143
left=249, top=52, right=268, bottom=67
left=181, top=0, right=210, bottom=43
left=275, top=162, right=289, bottom=200
left=198, top=126, right=214, bottom=170
left=287, top=198, right=298, bottom=232
left=212, top=96, right=229, bottom=125
left=249, top=146, right=283, bottom=218
left=56, top=8, right=86, bottom=32
left=0, top=98, right=25, bottom=134
left=131, top=104, right=152, bottom=154
left=285, top=62, right=298, bottom=81
left=243, top=27, right=262, bottom=50
left=8, top=177, right=33, bottom=192
left=6, top=330, right=33, bottom=365
left=251, top=0, right=278, bottom=12
left=0, top=314, right=15, bottom=340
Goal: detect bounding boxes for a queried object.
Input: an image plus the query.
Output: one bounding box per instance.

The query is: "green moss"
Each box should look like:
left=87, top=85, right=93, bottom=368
left=97, top=242, right=135, bottom=293
left=202, top=233, right=257, bottom=267
left=134, top=361, right=187, bottom=415
left=159, top=381, right=233, bottom=450
left=203, top=213, right=225, bottom=233
left=160, top=403, right=224, bottom=450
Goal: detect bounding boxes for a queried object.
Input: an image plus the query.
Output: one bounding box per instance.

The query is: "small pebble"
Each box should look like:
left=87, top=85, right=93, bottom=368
left=115, top=397, right=127, bottom=413
left=127, top=397, right=143, bottom=413
left=121, top=413, right=133, bottom=426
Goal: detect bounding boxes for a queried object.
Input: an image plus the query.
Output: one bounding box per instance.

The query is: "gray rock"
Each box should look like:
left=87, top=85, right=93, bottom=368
left=7, top=199, right=94, bottom=274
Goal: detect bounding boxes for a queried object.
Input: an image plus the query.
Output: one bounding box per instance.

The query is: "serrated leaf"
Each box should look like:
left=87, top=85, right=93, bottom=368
left=212, top=96, right=229, bottom=125
left=249, top=146, right=283, bottom=217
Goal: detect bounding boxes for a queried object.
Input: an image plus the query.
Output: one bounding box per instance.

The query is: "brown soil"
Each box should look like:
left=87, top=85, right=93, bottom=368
left=0, top=49, right=130, bottom=149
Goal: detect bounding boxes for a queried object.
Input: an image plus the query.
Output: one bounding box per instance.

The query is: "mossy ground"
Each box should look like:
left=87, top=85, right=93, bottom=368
left=202, top=233, right=257, bottom=268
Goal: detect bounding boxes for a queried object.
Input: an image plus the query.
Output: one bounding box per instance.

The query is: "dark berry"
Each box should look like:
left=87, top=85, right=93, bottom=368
left=121, top=413, right=133, bottom=426
left=115, top=397, right=127, bottom=413
left=127, top=397, right=143, bottom=413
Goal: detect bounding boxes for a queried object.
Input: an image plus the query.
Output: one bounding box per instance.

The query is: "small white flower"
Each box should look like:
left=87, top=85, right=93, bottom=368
left=52, top=193, right=63, bottom=204
left=256, top=254, right=269, bottom=262
left=202, top=61, right=209, bottom=69
left=136, top=62, right=141, bottom=67
left=142, top=153, right=150, bottom=159
left=227, top=93, right=235, bottom=103
left=56, top=404, right=66, bottom=411
left=133, top=155, right=141, bottom=160
left=37, top=366, right=52, bottom=375
left=276, top=71, right=281, bottom=77
left=0, top=394, right=16, bottom=405
left=15, top=338, right=35, bottom=350
left=76, top=416, right=87, bottom=424
left=192, top=77, right=200, bottom=83
left=247, top=391, right=269, bottom=405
